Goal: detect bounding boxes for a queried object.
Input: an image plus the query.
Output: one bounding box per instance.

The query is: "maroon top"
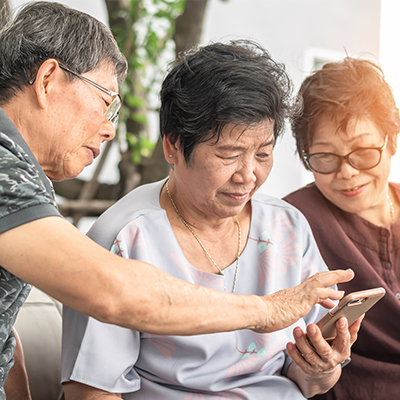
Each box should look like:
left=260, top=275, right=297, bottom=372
left=284, top=182, right=400, bottom=400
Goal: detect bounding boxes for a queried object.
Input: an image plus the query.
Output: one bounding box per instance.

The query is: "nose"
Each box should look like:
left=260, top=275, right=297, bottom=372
left=232, top=159, right=257, bottom=184
left=336, top=159, right=360, bottom=179
left=100, top=120, right=116, bottom=143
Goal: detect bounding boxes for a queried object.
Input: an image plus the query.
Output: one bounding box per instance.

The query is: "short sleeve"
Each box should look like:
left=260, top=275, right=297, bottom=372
left=0, top=133, right=60, bottom=234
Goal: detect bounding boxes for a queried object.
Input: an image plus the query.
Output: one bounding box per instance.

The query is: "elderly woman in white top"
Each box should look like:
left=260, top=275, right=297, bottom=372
left=62, top=40, right=359, bottom=400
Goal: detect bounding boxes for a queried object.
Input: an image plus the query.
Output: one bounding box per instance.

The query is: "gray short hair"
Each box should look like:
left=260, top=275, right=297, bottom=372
left=0, top=1, right=127, bottom=105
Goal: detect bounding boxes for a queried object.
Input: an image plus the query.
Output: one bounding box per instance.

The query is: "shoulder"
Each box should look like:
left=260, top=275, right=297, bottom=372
left=0, top=133, right=59, bottom=234
left=283, top=182, right=320, bottom=205
left=87, top=179, right=167, bottom=249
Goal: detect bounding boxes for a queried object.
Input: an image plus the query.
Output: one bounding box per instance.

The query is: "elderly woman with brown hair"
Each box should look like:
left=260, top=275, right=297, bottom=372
left=284, top=58, right=400, bottom=399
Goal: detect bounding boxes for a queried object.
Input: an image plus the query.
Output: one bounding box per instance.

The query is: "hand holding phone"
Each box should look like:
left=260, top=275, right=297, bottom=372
left=316, top=287, right=386, bottom=341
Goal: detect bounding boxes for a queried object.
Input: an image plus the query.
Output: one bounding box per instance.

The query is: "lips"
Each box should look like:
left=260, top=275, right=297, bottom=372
left=343, top=185, right=363, bottom=192
left=87, top=147, right=100, bottom=159
left=340, top=184, right=366, bottom=196
left=224, top=191, right=251, bottom=203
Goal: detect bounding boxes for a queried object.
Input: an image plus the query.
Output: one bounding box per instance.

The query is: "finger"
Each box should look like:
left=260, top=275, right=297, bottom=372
left=293, top=327, right=326, bottom=371
left=348, top=314, right=364, bottom=345
left=319, top=298, right=340, bottom=310
left=313, top=269, right=354, bottom=288
left=286, top=341, right=314, bottom=373
left=331, top=317, right=351, bottom=360
left=306, top=324, right=335, bottom=365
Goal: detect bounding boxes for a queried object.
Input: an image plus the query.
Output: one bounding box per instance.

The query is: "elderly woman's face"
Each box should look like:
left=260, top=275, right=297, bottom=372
left=174, top=120, right=275, bottom=220
left=40, top=64, right=117, bottom=181
left=309, top=115, right=393, bottom=220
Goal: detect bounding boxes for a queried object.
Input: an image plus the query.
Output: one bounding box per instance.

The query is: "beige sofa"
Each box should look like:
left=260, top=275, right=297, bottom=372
left=14, top=286, right=64, bottom=400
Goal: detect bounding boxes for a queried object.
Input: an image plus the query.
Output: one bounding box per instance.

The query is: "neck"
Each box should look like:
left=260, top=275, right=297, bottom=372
left=356, top=185, right=396, bottom=227
left=162, top=178, right=239, bottom=233
left=3, top=96, right=41, bottom=159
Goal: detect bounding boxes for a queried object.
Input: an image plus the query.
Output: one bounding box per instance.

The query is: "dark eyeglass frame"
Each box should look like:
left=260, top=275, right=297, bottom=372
left=302, top=134, right=388, bottom=174
left=28, top=63, right=122, bottom=124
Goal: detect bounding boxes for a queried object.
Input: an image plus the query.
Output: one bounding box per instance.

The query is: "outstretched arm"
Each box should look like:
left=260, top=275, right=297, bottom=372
left=0, top=216, right=354, bottom=335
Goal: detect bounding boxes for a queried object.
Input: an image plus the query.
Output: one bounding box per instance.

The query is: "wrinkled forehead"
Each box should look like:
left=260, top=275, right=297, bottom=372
left=216, top=120, right=276, bottom=144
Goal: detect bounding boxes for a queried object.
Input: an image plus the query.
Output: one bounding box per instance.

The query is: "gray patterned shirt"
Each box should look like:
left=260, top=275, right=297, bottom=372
left=0, top=108, right=61, bottom=398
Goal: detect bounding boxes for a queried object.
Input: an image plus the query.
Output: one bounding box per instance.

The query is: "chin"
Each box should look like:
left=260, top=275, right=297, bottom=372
left=53, top=169, right=84, bottom=181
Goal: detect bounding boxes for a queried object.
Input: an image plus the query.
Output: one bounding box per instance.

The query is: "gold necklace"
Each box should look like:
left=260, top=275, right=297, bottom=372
left=165, top=180, right=241, bottom=293
left=387, top=194, right=395, bottom=224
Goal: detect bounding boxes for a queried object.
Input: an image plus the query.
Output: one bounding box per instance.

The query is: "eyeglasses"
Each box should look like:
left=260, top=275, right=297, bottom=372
left=28, top=63, right=122, bottom=124
left=303, top=135, right=388, bottom=174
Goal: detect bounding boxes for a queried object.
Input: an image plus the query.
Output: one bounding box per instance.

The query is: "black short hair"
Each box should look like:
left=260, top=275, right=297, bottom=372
left=159, top=40, right=293, bottom=163
left=0, top=1, right=127, bottom=105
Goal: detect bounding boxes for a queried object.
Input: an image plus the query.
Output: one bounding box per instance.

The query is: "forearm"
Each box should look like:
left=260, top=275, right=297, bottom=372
left=63, top=381, right=121, bottom=399
left=104, top=261, right=265, bottom=334
left=0, top=217, right=265, bottom=335
left=287, top=362, right=341, bottom=398
left=4, top=329, right=31, bottom=400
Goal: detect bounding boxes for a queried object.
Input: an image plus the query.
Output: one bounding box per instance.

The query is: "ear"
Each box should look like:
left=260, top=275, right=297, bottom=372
left=163, top=135, right=180, bottom=163
left=30, top=59, right=61, bottom=109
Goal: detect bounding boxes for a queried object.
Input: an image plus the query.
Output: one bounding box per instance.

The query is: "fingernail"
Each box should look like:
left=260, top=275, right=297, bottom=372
left=294, top=328, right=302, bottom=338
left=287, top=343, right=294, bottom=351
left=308, top=325, right=316, bottom=336
left=339, top=318, right=346, bottom=328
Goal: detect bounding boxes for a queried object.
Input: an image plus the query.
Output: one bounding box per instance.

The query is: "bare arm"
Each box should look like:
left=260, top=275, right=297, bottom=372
left=4, top=329, right=31, bottom=400
left=286, top=315, right=362, bottom=398
left=0, top=217, right=354, bottom=335
left=63, top=381, right=121, bottom=400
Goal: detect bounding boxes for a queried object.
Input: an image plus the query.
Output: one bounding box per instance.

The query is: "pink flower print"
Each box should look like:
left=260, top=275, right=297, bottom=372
left=268, top=211, right=293, bottom=242
left=141, top=333, right=176, bottom=360
left=111, top=221, right=146, bottom=257
left=184, top=393, right=207, bottom=400
left=302, top=257, right=319, bottom=280
left=111, top=237, right=127, bottom=257
left=254, top=334, right=285, bottom=358
left=257, top=245, right=276, bottom=287
left=238, top=341, right=267, bottom=360
left=171, top=253, right=224, bottom=290
left=124, top=222, right=147, bottom=253
left=228, top=334, right=285, bottom=378
left=249, top=231, right=274, bottom=253
left=276, top=231, right=300, bottom=277
left=226, top=353, right=265, bottom=378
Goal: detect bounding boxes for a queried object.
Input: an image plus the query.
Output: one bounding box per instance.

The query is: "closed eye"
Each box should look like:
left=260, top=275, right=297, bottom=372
left=257, top=152, right=270, bottom=159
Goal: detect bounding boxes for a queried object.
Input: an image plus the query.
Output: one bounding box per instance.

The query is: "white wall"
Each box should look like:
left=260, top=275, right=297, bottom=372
left=380, top=0, right=400, bottom=183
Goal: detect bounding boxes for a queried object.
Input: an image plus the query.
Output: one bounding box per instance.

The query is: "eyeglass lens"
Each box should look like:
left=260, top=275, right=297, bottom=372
left=107, top=96, right=121, bottom=123
left=307, top=148, right=382, bottom=174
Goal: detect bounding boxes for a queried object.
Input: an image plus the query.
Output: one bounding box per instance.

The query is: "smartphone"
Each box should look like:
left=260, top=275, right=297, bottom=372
left=316, top=287, right=386, bottom=341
